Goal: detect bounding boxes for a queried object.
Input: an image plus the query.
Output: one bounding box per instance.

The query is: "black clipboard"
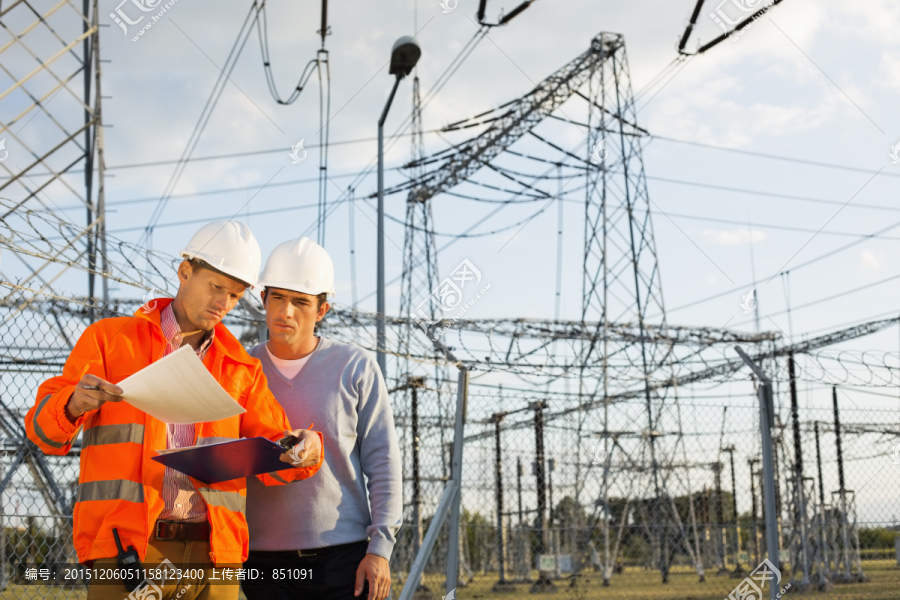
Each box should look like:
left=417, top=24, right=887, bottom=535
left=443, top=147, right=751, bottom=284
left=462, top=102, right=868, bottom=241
left=151, top=437, right=293, bottom=484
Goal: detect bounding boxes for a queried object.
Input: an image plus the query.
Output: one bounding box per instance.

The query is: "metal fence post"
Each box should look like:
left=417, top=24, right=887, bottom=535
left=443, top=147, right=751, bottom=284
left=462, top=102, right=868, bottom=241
left=735, top=347, right=780, bottom=600
left=0, top=488, right=5, bottom=591
left=832, top=386, right=867, bottom=583
left=491, top=412, right=513, bottom=589
left=411, top=379, right=423, bottom=560
left=446, top=367, right=468, bottom=593
left=788, top=354, right=810, bottom=588
left=749, top=457, right=760, bottom=567
left=398, top=363, right=467, bottom=600
left=813, top=421, right=831, bottom=584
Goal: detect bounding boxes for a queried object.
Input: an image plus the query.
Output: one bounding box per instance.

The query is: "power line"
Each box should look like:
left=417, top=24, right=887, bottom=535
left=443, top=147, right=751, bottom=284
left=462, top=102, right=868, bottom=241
left=729, top=271, right=900, bottom=328
left=660, top=215, right=900, bottom=317
left=255, top=1, right=327, bottom=105
left=662, top=210, right=900, bottom=241
left=799, top=308, right=900, bottom=338
left=261, top=0, right=337, bottom=243
left=0, top=130, right=446, bottom=179
left=50, top=155, right=900, bottom=242
left=678, top=0, right=788, bottom=55
left=351, top=128, right=900, bottom=307
left=298, top=26, right=490, bottom=240
left=100, top=198, right=340, bottom=235
left=652, top=134, right=900, bottom=179
left=91, top=193, right=553, bottom=241
left=355, top=138, right=588, bottom=305
left=480, top=158, right=900, bottom=220
left=646, top=174, right=900, bottom=213
left=13, top=129, right=896, bottom=187
left=138, top=2, right=265, bottom=250
left=452, top=133, right=900, bottom=215
left=51, top=167, right=406, bottom=212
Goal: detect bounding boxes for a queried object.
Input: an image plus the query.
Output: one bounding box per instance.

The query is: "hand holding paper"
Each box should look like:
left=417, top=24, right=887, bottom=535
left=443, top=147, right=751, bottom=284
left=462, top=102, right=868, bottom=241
left=66, top=374, right=125, bottom=422
left=116, top=345, right=246, bottom=424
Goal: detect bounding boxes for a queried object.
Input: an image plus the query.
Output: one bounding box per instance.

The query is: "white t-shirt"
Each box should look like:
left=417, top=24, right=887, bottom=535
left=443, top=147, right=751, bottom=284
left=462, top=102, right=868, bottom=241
left=265, top=343, right=312, bottom=380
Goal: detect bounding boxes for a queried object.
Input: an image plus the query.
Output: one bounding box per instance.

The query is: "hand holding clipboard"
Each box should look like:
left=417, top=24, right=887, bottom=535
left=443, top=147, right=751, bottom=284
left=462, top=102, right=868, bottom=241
left=278, top=423, right=318, bottom=468
left=152, top=424, right=320, bottom=484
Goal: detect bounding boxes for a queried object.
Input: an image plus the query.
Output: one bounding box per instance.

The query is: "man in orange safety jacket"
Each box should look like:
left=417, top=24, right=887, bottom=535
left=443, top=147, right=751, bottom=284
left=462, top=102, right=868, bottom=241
left=24, top=221, right=323, bottom=600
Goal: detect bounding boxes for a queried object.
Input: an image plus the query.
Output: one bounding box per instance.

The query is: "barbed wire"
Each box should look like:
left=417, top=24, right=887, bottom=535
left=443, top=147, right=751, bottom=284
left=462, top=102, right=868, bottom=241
left=795, top=350, right=900, bottom=388
left=0, top=198, right=181, bottom=298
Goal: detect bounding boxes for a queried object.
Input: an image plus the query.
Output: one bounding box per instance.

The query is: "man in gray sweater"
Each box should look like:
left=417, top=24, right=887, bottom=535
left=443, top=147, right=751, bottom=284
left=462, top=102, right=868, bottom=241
left=241, top=238, right=402, bottom=600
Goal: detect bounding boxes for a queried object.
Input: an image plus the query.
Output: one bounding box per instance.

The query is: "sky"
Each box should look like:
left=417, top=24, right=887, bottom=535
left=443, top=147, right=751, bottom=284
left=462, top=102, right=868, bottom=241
left=52, top=0, right=900, bottom=345
left=3, top=0, right=900, bottom=521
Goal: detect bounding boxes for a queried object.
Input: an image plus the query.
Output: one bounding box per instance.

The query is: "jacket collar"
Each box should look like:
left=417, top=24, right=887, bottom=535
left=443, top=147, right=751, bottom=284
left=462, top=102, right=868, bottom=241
left=133, top=297, right=256, bottom=366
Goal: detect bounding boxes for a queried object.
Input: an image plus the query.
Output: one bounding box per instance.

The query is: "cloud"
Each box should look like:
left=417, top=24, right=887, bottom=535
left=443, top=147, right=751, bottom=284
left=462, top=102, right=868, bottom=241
left=701, top=228, right=767, bottom=245
left=860, top=250, right=880, bottom=271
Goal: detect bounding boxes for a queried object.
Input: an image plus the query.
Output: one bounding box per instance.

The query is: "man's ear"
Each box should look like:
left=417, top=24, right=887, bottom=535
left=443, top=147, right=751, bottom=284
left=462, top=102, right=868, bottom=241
left=177, top=260, right=192, bottom=283
left=316, top=301, right=330, bottom=322
left=260, top=289, right=267, bottom=306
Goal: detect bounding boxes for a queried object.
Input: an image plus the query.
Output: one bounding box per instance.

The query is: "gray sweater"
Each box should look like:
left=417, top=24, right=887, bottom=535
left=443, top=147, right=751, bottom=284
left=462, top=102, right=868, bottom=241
left=246, top=337, right=402, bottom=559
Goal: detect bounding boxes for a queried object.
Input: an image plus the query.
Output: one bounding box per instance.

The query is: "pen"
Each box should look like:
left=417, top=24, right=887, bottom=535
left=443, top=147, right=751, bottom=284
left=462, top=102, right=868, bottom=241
left=81, top=385, right=121, bottom=394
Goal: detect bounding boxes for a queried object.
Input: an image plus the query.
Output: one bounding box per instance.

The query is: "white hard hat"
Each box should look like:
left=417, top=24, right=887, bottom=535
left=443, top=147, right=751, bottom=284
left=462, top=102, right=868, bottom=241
left=179, top=221, right=261, bottom=288
left=258, top=237, right=335, bottom=296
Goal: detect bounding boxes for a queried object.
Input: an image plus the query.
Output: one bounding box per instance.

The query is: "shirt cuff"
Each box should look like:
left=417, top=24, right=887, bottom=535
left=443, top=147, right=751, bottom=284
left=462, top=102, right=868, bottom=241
left=53, top=385, right=86, bottom=434
left=366, top=536, right=394, bottom=561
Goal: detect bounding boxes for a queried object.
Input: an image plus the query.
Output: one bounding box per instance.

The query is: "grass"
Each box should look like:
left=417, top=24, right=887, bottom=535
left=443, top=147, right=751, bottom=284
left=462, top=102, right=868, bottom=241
left=414, top=560, right=900, bottom=600
left=0, top=582, right=248, bottom=599
left=5, top=562, right=899, bottom=600
left=0, top=583, right=87, bottom=599
left=0, top=583, right=252, bottom=600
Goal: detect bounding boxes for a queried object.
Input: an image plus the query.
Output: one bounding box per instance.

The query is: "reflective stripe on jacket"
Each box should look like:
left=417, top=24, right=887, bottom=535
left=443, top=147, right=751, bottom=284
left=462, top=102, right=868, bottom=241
left=24, top=298, right=323, bottom=566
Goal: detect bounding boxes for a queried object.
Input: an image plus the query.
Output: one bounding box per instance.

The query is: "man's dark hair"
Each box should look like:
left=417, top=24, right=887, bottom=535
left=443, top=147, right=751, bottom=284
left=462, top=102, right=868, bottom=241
left=263, top=287, right=328, bottom=310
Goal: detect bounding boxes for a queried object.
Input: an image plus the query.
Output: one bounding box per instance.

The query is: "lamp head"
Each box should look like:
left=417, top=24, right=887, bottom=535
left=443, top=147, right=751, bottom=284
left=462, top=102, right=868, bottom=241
left=389, top=36, right=421, bottom=78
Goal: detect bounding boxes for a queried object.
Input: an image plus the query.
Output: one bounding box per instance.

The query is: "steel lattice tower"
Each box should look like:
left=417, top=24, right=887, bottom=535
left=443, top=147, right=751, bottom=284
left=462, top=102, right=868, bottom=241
left=395, top=75, right=454, bottom=578
left=397, top=76, right=440, bottom=364
left=385, top=31, right=704, bottom=585
left=579, top=32, right=688, bottom=584
left=0, top=1, right=106, bottom=587
left=0, top=0, right=107, bottom=313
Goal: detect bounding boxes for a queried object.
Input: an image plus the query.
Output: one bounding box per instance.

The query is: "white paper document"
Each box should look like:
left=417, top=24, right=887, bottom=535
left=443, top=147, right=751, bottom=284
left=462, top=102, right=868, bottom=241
left=117, top=345, right=247, bottom=424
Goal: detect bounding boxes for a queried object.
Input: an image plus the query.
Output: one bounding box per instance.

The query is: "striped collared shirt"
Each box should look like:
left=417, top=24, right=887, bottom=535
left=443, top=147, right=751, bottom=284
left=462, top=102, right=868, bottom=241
left=158, top=304, right=215, bottom=523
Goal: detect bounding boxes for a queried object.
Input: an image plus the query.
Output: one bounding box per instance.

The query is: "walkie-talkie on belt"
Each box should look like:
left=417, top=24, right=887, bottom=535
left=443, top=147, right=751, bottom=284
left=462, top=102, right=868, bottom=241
left=113, top=527, right=145, bottom=592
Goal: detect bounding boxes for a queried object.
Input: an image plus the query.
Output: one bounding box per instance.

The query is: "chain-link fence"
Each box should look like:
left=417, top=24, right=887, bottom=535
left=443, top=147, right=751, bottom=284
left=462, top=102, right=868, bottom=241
left=381, top=351, right=900, bottom=600
left=0, top=295, right=263, bottom=599
left=0, top=297, right=105, bottom=598
left=2, top=294, right=900, bottom=600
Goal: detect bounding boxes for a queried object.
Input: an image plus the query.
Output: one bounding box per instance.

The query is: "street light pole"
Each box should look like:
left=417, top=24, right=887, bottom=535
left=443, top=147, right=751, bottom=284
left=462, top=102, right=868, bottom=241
left=376, top=76, right=401, bottom=375
left=376, top=36, right=421, bottom=375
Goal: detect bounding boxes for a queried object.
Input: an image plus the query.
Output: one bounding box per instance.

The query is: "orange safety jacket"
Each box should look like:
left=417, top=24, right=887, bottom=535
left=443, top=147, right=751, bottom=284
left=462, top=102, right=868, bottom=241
left=24, top=298, right=323, bottom=566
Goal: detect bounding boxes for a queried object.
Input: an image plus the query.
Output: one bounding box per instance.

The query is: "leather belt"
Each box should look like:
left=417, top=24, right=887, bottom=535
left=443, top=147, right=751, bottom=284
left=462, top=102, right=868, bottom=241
left=297, top=540, right=367, bottom=558
left=155, top=520, right=210, bottom=542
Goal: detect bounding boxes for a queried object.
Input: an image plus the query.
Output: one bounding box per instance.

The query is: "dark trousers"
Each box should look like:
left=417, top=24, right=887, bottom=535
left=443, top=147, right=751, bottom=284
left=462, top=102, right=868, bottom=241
left=242, top=540, right=369, bottom=600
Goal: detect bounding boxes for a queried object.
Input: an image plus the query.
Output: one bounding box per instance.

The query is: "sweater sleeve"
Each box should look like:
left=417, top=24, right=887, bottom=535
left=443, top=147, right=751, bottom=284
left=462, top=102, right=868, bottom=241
left=356, top=356, right=403, bottom=559
left=238, top=361, right=324, bottom=485
left=24, top=322, right=108, bottom=455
